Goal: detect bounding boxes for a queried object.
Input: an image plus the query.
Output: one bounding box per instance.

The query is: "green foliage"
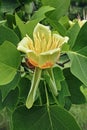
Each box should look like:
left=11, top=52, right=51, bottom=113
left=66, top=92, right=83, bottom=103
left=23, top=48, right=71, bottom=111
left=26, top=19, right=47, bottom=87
left=13, top=105, right=81, bottom=130
left=66, top=23, right=80, bottom=48
left=0, top=0, right=20, bottom=14
left=18, top=77, right=31, bottom=103
left=0, top=25, right=19, bottom=45
left=64, top=69, right=86, bottom=104
left=0, top=41, right=21, bottom=85
left=70, top=104, right=87, bottom=130
left=41, top=0, right=70, bottom=20
left=72, top=22, right=87, bottom=52
left=2, top=87, right=19, bottom=111
left=0, top=0, right=87, bottom=130
left=15, top=5, right=54, bottom=38
left=67, top=23, right=87, bottom=86
left=0, top=73, right=20, bottom=101
left=68, top=52, right=87, bottom=86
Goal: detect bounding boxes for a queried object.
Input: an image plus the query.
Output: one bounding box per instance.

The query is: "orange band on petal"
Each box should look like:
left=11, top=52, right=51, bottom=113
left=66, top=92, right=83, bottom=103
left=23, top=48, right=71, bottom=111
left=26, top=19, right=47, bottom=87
left=29, top=59, right=38, bottom=67
left=41, top=62, right=53, bottom=69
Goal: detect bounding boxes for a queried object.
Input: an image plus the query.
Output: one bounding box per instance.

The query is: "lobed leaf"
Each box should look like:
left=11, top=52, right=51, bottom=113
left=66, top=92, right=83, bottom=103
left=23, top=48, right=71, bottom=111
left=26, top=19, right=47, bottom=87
left=0, top=73, right=20, bottom=101
left=0, top=41, right=21, bottom=85
left=12, top=105, right=81, bottom=130
left=0, top=25, right=19, bottom=45
left=64, top=68, right=86, bottom=104
left=68, top=52, right=87, bottom=86
left=42, top=0, right=70, bottom=20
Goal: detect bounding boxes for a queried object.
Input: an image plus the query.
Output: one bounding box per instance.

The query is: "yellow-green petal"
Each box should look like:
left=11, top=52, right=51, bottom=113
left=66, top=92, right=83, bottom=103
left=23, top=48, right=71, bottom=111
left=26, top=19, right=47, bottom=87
left=17, top=35, right=34, bottom=53
left=52, top=34, right=69, bottom=48
left=33, top=23, right=51, bottom=42
left=33, top=23, right=51, bottom=53
left=27, top=51, right=39, bottom=67
left=39, top=48, right=60, bottom=69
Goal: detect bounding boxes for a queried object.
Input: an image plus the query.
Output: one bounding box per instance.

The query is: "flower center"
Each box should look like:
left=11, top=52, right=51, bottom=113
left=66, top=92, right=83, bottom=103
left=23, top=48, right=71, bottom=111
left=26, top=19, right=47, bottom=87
left=27, top=32, right=67, bottom=55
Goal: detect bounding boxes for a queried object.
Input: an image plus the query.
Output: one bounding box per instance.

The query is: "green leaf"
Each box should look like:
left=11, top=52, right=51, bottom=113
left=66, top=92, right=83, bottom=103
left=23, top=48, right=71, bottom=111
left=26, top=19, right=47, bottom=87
left=0, top=20, right=6, bottom=26
left=15, top=14, right=27, bottom=38
left=77, top=46, right=87, bottom=57
left=0, top=73, right=20, bottom=101
left=47, top=19, right=66, bottom=36
left=12, top=105, right=81, bottom=130
left=0, top=41, right=21, bottom=85
left=68, top=52, right=87, bottom=86
left=31, top=6, right=54, bottom=20
left=64, top=97, right=72, bottom=110
left=53, top=66, right=65, bottom=90
left=42, top=0, right=70, bottom=20
left=53, top=66, right=65, bottom=81
left=0, top=91, right=3, bottom=110
left=0, top=0, right=20, bottom=14
left=59, top=16, right=70, bottom=29
left=67, top=23, right=80, bottom=49
left=38, top=80, right=47, bottom=104
left=15, top=14, right=41, bottom=38
left=18, top=77, right=31, bottom=103
left=25, top=19, right=42, bottom=38
left=64, top=68, right=86, bottom=104
left=67, top=22, right=87, bottom=86
left=58, top=80, right=71, bottom=106
left=6, top=14, right=15, bottom=29
left=2, top=87, right=19, bottom=111
left=72, top=22, right=87, bottom=52
left=0, top=25, right=19, bottom=45
left=15, top=6, right=54, bottom=38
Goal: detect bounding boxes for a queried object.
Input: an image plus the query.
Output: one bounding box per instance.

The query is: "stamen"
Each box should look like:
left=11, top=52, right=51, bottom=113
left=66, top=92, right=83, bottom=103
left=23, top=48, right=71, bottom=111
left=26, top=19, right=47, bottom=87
left=50, top=36, right=59, bottom=49
left=57, top=39, right=65, bottom=48
left=46, top=36, right=52, bottom=50
left=34, top=34, right=41, bottom=54
left=41, top=33, right=47, bottom=52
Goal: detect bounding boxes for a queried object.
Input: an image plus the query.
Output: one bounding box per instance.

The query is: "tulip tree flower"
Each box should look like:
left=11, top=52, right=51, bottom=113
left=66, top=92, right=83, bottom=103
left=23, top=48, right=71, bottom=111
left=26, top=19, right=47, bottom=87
left=17, top=23, right=69, bottom=109
left=78, top=19, right=87, bottom=27
left=69, top=19, right=87, bottom=28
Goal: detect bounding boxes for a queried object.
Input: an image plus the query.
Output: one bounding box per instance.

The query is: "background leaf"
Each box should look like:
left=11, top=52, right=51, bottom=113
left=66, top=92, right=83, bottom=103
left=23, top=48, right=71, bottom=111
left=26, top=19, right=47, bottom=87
left=68, top=52, right=87, bottom=86
left=72, top=22, right=87, bottom=52
left=58, top=80, right=71, bottom=106
left=15, top=6, right=54, bottom=38
left=2, top=87, right=19, bottom=111
left=12, top=105, right=81, bottom=130
left=64, top=68, right=86, bottom=104
left=66, top=23, right=80, bottom=49
left=0, top=0, right=20, bottom=14
left=15, top=14, right=27, bottom=38
left=18, top=77, right=31, bottom=103
left=53, top=66, right=65, bottom=90
left=31, top=6, right=54, bottom=20
left=0, top=91, right=3, bottom=110
left=41, top=0, right=70, bottom=20
left=0, top=25, right=19, bottom=45
left=0, top=73, right=20, bottom=101
left=0, top=41, right=21, bottom=85
left=67, top=22, right=87, bottom=86
left=47, top=19, right=66, bottom=36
